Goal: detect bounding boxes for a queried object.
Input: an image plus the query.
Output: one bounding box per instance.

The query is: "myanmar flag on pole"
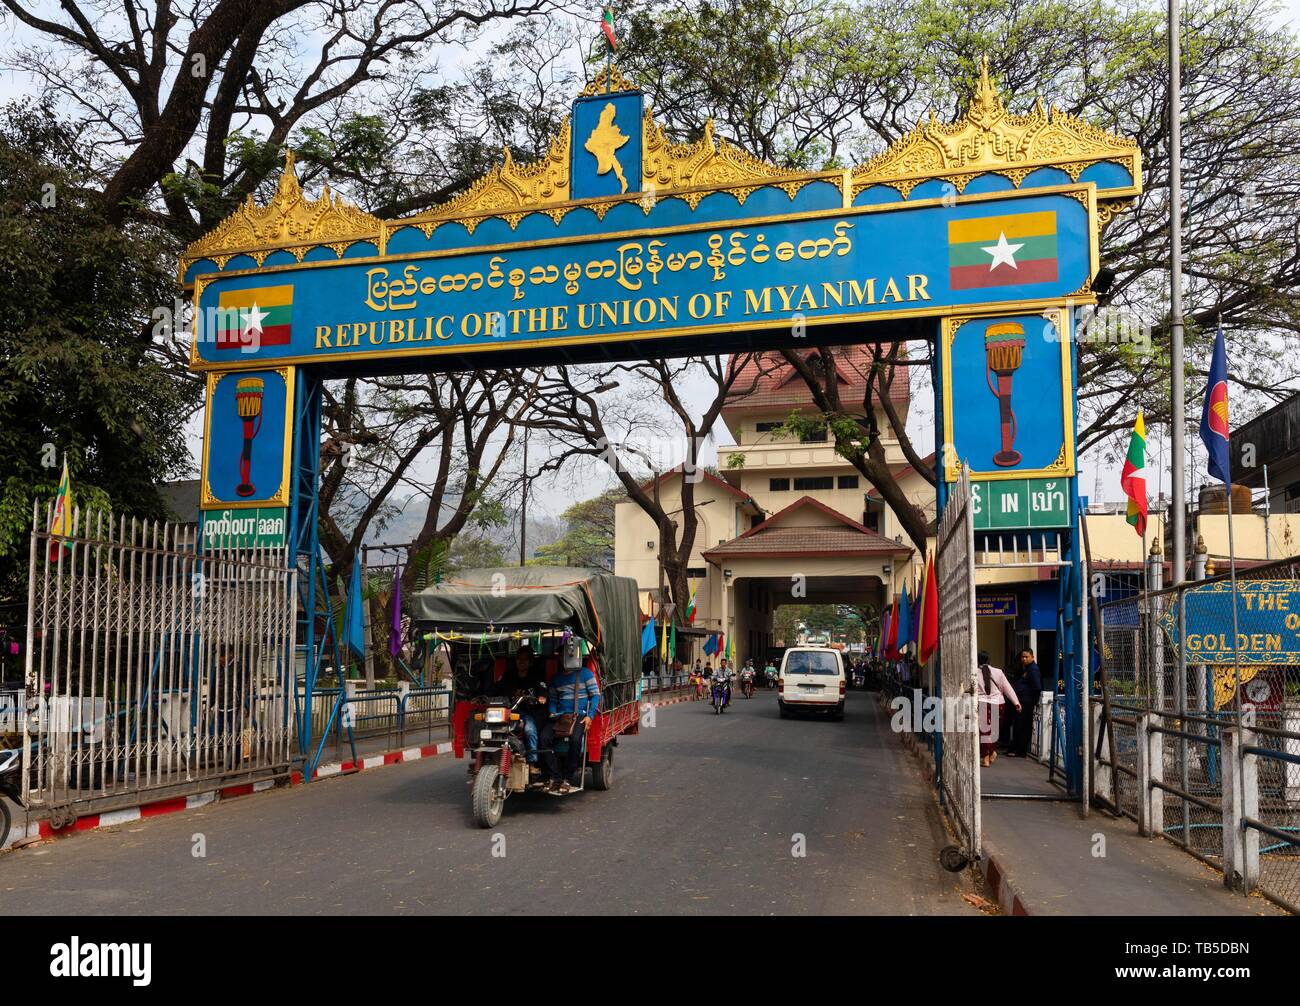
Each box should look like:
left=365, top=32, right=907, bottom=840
left=1120, top=410, right=1148, bottom=537
left=48, top=458, right=71, bottom=563
left=948, top=211, right=1058, bottom=290
left=686, top=585, right=697, bottom=624
left=601, top=6, right=617, bottom=51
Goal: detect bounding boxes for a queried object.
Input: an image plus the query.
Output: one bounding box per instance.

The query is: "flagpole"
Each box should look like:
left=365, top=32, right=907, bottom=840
left=1168, top=0, right=1187, bottom=593
left=1222, top=318, right=1242, bottom=728
left=1226, top=473, right=1242, bottom=724
left=605, top=5, right=613, bottom=93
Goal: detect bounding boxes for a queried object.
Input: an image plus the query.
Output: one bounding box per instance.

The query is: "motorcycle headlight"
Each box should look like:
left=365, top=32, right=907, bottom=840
left=484, top=707, right=508, bottom=724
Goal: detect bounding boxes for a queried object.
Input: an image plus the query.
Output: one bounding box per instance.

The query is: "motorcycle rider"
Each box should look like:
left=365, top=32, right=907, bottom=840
left=711, top=659, right=734, bottom=708
left=739, top=662, right=756, bottom=697
left=499, top=645, right=547, bottom=775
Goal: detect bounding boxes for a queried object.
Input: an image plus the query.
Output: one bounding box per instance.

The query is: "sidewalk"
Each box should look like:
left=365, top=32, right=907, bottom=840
left=978, top=755, right=1285, bottom=915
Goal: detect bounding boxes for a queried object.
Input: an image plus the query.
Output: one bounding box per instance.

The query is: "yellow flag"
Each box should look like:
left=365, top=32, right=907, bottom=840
left=48, top=458, right=72, bottom=562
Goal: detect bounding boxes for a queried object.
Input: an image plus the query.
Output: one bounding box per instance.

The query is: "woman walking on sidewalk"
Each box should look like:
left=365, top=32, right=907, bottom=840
left=975, top=651, right=1020, bottom=767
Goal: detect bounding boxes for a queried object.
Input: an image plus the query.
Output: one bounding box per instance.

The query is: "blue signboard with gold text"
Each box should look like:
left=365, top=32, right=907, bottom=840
left=1158, top=579, right=1300, bottom=708
left=190, top=190, right=1096, bottom=370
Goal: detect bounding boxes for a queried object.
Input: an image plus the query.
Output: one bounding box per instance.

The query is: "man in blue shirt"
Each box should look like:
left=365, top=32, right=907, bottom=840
left=540, top=644, right=601, bottom=795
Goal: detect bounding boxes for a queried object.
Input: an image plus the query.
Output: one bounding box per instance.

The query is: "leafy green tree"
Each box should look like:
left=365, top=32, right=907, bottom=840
left=532, top=489, right=622, bottom=569
left=0, top=103, right=198, bottom=602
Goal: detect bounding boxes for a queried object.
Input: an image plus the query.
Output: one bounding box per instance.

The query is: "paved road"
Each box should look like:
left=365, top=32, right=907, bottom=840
left=0, top=690, right=979, bottom=915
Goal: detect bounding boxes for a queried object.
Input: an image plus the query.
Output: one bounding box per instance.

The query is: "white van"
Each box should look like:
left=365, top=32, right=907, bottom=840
left=777, top=646, right=846, bottom=720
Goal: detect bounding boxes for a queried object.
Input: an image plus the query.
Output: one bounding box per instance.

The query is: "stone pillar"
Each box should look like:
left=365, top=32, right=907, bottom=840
left=1147, top=535, right=1165, bottom=710
left=1221, top=725, right=1260, bottom=894
left=1137, top=711, right=1163, bottom=837
left=1091, top=700, right=1113, bottom=807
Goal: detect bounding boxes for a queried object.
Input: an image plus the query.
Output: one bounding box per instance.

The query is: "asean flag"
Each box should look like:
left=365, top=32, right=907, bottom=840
left=1198, top=328, right=1231, bottom=486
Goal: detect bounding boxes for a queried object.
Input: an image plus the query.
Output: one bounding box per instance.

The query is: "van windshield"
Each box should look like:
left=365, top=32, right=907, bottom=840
left=784, top=651, right=839, bottom=675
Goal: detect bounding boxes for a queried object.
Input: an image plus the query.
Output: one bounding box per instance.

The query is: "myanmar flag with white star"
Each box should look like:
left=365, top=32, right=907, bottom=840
left=1120, top=410, right=1148, bottom=537
left=947, top=211, right=1058, bottom=289
left=216, top=285, right=293, bottom=348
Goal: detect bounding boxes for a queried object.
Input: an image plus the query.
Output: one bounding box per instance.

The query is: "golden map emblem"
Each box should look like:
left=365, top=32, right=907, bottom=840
left=584, top=102, right=630, bottom=193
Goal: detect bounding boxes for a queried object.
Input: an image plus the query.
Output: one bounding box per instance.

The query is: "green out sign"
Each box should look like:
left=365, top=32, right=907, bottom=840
left=201, top=507, right=287, bottom=549
left=971, top=479, right=1069, bottom=530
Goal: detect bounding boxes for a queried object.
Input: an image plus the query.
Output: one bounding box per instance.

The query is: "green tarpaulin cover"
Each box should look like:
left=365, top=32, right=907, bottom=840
left=411, top=566, right=642, bottom=693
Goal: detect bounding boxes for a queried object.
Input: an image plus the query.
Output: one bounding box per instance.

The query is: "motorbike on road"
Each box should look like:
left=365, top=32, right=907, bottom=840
left=741, top=675, right=755, bottom=699
left=711, top=678, right=731, bottom=714
left=0, top=746, right=21, bottom=848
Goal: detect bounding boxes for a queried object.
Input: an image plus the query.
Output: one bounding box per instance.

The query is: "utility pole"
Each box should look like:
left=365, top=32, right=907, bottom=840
left=1169, top=0, right=1186, bottom=588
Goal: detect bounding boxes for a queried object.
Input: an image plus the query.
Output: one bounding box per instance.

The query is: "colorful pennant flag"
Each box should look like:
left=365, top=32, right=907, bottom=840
left=1199, top=327, right=1231, bottom=486
left=342, top=560, right=365, bottom=664
left=47, top=457, right=71, bottom=563
left=686, top=585, right=698, bottom=624
left=911, top=570, right=924, bottom=661
left=641, top=616, right=657, bottom=656
left=896, top=583, right=912, bottom=652
left=702, top=632, right=718, bottom=656
left=918, top=554, right=939, bottom=665
left=1120, top=410, right=1148, bottom=537
left=947, top=211, right=1058, bottom=290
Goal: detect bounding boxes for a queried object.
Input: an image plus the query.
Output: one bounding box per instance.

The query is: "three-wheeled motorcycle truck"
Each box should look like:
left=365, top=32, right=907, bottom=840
left=410, top=567, right=643, bottom=828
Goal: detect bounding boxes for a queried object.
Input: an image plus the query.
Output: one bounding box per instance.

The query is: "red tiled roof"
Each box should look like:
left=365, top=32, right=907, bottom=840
left=637, top=465, right=752, bottom=502
left=703, top=496, right=912, bottom=561
left=722, top=348, right=910, bottom=417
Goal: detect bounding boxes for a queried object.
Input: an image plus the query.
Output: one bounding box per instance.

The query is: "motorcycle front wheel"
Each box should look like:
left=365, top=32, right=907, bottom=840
left=471, top=765, right=506, bottom=828
left=0, top=797, right=10, bottom=849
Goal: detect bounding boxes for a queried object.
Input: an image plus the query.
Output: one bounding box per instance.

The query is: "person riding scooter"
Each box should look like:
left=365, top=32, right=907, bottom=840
left=739, top=663, right=756, bottom=699
left=710, top=660, right=734, bottom=712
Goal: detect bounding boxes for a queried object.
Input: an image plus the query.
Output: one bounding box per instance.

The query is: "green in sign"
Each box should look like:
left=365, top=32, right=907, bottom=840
left=201, top=507, right=287, bottom=549
left=971, top=479, right=1069, bottom=530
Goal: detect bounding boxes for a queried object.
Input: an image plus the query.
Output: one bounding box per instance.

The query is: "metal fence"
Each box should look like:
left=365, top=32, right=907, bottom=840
left=19, top=505, right=297, bottom=823
left=1096, top=554, right=1300, bottom=912
left=299, top=685, right=452, bottom=755
left=938, top=467, right=980, bottom=861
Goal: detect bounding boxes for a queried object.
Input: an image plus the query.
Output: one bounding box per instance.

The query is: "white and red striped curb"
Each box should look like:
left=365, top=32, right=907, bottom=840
left=311, top=740, right=453, bottom=779
left=980, top=842, right=1033, bottom=916
left=1, top=740, right=458, bottom=853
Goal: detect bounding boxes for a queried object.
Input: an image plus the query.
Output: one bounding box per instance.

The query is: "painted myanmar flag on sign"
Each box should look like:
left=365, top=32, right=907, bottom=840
left=216, top=285, right=293, bottom=349
left=947, top=211, right=1058, bottom=290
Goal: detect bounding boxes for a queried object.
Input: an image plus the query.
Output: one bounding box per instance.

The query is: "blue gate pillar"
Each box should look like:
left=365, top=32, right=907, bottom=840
left=286, top=369, right=334, bottom=758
